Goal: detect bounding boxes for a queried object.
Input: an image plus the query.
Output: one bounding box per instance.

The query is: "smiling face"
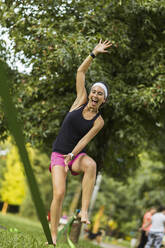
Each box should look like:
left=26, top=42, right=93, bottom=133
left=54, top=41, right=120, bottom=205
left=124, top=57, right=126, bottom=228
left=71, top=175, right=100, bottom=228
left=88, top=85, right=106, bottom=109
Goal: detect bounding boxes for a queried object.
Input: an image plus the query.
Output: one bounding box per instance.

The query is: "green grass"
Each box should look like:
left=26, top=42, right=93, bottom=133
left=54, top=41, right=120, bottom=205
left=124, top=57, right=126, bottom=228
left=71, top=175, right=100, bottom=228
left=0, top=213, right=100, bottom=248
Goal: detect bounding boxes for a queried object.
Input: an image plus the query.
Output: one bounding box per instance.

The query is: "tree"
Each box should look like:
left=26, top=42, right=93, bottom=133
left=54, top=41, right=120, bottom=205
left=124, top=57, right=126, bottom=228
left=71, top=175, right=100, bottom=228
left=92, top=151, right=165, bottom=237
left=0, top=0, right=165, bottom=175
left=0, top=136, right=52, bottom=218
left=0, top=138, right=13, bottom=200
left=0, top=57, right=16, bottom=142
left=0, top=3, right=165, bottom=242
left=0, top=145, right=26, bottom=213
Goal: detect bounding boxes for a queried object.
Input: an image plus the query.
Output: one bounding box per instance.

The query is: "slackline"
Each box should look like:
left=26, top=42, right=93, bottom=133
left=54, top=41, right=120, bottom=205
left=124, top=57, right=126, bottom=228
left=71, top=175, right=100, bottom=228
left=57, top=209, right=80, bottom=248
left=0, top=63, right=53, bottom=244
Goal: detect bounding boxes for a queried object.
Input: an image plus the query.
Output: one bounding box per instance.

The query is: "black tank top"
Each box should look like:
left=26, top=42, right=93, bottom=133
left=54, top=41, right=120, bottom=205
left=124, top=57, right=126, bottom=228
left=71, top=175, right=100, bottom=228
left=52, top=103, right=100, bottom=154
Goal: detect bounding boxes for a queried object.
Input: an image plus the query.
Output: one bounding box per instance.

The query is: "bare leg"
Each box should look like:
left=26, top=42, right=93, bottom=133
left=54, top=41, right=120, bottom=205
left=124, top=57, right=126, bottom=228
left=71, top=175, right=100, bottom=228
left=72, top=155, right=96, bottom=224
left=50, top=166, right=67, bottom=245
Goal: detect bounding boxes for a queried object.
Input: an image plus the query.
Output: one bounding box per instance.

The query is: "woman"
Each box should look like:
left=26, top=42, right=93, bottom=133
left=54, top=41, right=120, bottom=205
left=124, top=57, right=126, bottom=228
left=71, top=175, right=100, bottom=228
left=137, top=207, right=156, bottom=248
left=49, top=39, right=111, bottom=245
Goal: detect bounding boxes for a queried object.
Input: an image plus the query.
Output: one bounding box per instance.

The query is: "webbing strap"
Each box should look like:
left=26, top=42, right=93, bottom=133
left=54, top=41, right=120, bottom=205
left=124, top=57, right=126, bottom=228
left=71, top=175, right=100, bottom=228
left=67, top=216, right=77, bottom=248
left=0, top=63, right=53, bottom=244
left=57, top=209, right=80, bottom=248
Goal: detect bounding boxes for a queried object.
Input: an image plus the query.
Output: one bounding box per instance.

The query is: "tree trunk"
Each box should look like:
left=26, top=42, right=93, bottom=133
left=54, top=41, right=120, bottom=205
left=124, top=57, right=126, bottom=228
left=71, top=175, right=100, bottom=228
left=70, top=219, right=82, bottom=243
left=1, top=202, right=8, bottom=214
left=69, top=183, right=82, bottom=243
left=92, top=205, right=104, bottom=233
left=69, top=185, right=82, bottom=215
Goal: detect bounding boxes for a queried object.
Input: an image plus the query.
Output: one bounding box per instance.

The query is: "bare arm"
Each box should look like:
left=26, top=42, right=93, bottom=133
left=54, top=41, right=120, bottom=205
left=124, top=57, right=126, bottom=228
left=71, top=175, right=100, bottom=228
left=70, top=55, right=93, bottom=111
left=143, top=220, right=152, bottom=229
left=70, top=40, right=112, bottom=111
left=72, top=116, right=104, bottom=155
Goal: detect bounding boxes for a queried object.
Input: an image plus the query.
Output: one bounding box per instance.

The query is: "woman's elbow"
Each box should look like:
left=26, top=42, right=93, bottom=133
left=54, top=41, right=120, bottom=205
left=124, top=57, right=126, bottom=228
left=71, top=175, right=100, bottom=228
left=77, top=67, right=84, bottom=73
left=77, top=65, right=87, bottom=73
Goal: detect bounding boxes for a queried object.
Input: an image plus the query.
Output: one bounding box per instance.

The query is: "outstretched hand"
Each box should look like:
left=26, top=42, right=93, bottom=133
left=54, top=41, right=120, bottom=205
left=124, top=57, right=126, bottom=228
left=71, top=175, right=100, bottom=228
left=93, top=39, right=112, bottom=55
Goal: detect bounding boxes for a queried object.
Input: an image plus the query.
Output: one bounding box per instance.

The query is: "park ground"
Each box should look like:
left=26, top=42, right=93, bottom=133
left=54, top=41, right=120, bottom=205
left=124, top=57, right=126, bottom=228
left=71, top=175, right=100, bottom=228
left=0, top=213, right=130, bottom=248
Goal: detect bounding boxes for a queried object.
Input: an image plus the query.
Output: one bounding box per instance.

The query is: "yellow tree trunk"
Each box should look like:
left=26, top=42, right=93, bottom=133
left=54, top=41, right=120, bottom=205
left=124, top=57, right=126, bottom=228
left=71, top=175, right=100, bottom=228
left=69, top=185, right=82, bottom=215
left=1, top=202, right=8, bottom=215
left=92, top=205, right=104, bottom=234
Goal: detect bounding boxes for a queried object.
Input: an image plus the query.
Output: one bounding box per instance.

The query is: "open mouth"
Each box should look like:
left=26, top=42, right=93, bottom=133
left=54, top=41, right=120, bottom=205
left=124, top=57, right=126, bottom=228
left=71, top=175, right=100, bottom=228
left=91, top=99, right=98, bottom=105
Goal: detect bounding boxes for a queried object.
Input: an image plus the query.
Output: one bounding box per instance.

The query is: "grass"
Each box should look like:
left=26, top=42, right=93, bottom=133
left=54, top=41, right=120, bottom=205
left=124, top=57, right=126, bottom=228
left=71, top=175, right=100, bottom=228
left=104, top=235, right=131, bottom=248
left=0, top=213, right=100, bottom=248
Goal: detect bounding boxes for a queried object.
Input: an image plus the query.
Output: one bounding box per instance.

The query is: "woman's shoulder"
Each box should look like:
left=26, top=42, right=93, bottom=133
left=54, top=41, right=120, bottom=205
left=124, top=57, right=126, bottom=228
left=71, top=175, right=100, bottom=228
left=94, top=115, right=104, bottom=127
left=69, top=97, right=87, bottom=112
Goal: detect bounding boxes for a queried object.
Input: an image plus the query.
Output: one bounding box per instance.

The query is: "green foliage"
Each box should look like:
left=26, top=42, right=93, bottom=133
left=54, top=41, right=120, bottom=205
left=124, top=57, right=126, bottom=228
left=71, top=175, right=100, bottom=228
left=0, top=60, right=15, bottom=142
left=0, top=139, right=14, bottom=202
left=0, top=0, right=165, bottom=176
left=0, top=145, right=26, bottom=205
left=93, top=151, right=165, bottom=236
left=0, top=138, right=51, bottom=219
left=0, top=1, right=165, bottom=240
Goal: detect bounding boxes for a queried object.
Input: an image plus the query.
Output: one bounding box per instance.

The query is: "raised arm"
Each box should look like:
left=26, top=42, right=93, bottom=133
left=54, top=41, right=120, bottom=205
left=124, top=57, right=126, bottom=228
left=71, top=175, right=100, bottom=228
left=70, top=40, right=112, bottom=111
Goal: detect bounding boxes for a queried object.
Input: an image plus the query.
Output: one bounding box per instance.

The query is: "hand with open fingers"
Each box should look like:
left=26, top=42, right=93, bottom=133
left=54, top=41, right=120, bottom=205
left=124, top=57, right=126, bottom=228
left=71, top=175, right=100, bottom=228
left=93, top=39, right=113, bottom=55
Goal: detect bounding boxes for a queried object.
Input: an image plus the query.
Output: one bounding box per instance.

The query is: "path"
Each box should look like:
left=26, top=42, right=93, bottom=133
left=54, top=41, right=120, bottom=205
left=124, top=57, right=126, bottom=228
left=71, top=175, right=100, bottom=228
left=100, top=243, right=125, bottom=248
left=93, top=241, right=125, bottom=248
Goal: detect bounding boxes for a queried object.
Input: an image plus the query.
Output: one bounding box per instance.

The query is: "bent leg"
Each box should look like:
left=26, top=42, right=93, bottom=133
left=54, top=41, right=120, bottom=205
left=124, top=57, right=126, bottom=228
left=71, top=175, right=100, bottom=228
left=50, top=166, right=67, bottom=245
left=72, top=155, right=96, bottom=223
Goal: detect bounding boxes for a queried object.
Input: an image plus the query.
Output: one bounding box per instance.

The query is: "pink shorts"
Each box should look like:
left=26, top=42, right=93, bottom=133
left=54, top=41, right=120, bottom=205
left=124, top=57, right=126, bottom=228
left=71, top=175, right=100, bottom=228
left=49, top=152, right=86, bottom=176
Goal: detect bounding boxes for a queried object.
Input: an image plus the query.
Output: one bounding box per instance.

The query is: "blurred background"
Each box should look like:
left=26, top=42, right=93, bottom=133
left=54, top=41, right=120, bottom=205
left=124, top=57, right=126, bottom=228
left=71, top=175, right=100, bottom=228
left=0, top=0, right=165, bottom=247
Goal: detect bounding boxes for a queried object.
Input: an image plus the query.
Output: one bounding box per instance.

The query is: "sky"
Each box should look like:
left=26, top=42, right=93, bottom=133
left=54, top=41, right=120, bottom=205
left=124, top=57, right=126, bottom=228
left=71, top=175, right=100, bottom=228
left=0, top=26, right=32, bottom=74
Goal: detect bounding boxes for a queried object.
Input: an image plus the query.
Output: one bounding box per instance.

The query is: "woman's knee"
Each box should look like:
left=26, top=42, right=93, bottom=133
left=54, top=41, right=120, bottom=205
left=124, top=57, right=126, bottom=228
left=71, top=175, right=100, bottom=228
left=84, top=157, right=97, bottom=173
left=53, top=188, right=65, bottom=201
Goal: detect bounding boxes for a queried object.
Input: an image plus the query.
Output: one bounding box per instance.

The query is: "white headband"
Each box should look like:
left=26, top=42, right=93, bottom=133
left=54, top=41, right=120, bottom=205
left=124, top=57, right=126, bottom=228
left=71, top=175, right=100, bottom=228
left=92, top=82, right=108, bottom=98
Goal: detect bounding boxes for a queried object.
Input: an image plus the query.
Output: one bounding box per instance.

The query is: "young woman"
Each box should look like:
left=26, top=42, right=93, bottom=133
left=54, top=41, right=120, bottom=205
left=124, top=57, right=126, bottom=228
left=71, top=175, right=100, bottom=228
left=49, top=40, right=112, bottom=245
